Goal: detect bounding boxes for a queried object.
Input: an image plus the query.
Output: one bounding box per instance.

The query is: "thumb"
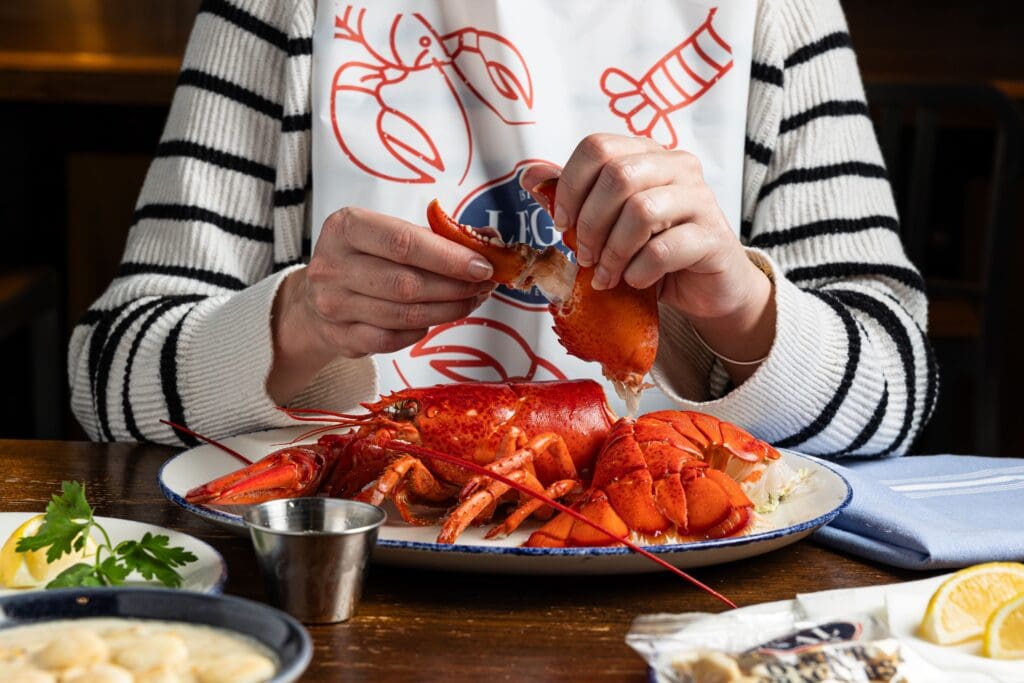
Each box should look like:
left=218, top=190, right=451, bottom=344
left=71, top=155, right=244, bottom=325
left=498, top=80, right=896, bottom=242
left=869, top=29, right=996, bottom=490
left=519, top=163, right=561, bottom=198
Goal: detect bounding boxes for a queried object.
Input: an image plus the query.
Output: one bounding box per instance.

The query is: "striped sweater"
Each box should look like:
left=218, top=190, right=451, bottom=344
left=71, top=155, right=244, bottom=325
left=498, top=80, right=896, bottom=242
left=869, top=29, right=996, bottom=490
left=69, top=0, right=937, bottom=456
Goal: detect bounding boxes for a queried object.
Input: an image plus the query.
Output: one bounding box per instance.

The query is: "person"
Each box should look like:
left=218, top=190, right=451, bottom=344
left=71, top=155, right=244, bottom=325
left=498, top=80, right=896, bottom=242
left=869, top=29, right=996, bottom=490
left=70, top=0, right=936, bottom=457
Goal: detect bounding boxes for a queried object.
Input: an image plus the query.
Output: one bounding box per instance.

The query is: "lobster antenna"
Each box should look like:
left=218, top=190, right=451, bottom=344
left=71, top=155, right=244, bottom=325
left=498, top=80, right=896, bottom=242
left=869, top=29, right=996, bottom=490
left=383, top=439, right=737, bottom=609
left=160, top=420, right=253, bottom=465
left=276, top=407, right=373, bottom=443
left=285, top=422, right=350, bottom=445
left=279, top=407, right=372, bottom=421
left=274, top=407, right=373, bottom=444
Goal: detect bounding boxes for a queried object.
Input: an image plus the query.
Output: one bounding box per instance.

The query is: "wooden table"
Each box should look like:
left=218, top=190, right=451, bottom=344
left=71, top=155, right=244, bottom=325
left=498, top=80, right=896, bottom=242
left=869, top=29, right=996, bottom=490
left=0, top=440, right=934, bottom=681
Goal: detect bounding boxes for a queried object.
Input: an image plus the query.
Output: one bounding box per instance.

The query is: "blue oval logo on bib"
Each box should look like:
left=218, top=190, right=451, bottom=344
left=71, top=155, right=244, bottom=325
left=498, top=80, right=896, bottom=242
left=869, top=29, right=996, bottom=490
left=457, top=168, right=571, bottom=305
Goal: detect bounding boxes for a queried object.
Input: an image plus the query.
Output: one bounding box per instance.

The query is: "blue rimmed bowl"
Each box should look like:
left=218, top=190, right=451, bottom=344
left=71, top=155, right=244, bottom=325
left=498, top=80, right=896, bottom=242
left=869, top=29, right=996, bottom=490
left=0, top=588, right=312, bottom=682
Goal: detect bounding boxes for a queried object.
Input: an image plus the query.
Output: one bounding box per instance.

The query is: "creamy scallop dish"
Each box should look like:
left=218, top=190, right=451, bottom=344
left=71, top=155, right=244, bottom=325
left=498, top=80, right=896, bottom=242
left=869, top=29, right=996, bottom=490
left=0, top=618, right=278, bottom=683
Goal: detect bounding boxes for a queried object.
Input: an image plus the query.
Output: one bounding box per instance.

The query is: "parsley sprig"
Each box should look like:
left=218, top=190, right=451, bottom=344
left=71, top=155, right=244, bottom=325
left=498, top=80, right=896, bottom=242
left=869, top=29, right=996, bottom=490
left=15, top=481, right=198, bottom=589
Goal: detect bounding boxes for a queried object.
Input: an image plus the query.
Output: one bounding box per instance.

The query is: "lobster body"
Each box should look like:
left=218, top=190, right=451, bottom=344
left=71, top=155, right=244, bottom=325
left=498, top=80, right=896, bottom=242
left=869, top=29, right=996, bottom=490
left=355, top=379, right=615, bottom=470
left=185, top=380, right=616, bottom=519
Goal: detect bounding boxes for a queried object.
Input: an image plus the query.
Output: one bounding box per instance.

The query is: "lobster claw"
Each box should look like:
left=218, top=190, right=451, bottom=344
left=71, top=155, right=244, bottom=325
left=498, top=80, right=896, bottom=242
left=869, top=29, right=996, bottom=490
left=442, top=28, right=534, bottom=122
left=427, top=180, right=658, bottom=412
left=426, top=198, right=576, bottom=299
left=527, top=180, right=659, bottom=410
left=184, top=445, right=333, bottom=505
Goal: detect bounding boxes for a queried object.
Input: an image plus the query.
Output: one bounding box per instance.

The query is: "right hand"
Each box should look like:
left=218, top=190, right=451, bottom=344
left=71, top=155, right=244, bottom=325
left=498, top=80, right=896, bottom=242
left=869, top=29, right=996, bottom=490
left=268, top=207, right=495, bottom=402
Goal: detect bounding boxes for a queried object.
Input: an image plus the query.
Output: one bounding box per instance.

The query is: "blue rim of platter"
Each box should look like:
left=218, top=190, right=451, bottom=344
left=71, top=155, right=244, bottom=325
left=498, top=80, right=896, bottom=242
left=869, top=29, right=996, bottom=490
left=160, top=451, right=852, bottom=557
left=0, top=588, right=311, bottom=683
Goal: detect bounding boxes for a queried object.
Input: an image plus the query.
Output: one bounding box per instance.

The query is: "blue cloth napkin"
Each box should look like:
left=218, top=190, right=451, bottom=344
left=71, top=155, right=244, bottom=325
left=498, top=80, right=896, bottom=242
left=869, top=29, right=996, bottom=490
left=812, top=455, right=1024, bottom=569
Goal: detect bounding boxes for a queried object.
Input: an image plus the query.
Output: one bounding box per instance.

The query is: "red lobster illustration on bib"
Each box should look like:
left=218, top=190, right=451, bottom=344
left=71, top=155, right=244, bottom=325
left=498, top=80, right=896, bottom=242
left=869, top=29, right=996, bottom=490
left=329, top=6, right=535, bottom=185
left=601, top=8, right=733, bottom=150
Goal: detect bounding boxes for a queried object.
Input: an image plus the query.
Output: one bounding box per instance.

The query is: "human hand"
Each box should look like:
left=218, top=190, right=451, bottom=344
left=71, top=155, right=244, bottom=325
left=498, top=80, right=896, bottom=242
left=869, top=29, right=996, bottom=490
left=268, top=207, right=495, bottom=403
left=520, top=134, right=775, bottom=376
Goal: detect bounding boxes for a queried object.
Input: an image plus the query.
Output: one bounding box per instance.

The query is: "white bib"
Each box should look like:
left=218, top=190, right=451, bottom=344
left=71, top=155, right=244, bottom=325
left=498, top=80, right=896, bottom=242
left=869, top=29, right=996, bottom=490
left=311, top=0, right=755, bottom=415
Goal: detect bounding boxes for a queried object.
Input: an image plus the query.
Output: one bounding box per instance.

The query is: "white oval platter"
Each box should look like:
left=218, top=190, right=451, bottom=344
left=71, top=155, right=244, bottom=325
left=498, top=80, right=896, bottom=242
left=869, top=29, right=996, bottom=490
left=159, top=426, right=851, bottom=575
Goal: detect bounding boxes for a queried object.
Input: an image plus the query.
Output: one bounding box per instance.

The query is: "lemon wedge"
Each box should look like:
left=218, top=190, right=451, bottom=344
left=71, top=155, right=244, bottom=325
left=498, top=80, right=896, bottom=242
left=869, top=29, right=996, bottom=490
left=984, top=592, right=1024, bottom=659
left=919, top=562, right=1024, bottom=645
left=0, top=514, right=97, bottom=589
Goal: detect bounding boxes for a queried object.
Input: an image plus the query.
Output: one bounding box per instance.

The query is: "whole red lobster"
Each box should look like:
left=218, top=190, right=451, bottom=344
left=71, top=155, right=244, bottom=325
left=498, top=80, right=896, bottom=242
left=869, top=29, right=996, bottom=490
left=177, top=380, right=783, bottom=607
left=182, top=381, right=779, bottom=548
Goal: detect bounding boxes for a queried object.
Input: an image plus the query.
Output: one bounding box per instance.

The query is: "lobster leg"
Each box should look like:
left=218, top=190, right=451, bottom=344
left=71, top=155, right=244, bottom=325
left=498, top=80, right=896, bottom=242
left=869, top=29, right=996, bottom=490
left=355, top=454, right=458, bottom=526
left=484, top=479, right=579, bottom=539
left=459, top=430, right=579, bottom=500
left=439, top=431, right=583, bottom=543
left=437, top=468, right=535, bottom=543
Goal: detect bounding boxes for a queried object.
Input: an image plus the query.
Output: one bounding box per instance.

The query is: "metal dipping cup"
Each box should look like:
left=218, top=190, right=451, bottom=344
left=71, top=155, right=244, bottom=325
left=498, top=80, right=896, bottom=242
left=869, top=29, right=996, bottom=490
left=243, top=498, right=386, bottom=624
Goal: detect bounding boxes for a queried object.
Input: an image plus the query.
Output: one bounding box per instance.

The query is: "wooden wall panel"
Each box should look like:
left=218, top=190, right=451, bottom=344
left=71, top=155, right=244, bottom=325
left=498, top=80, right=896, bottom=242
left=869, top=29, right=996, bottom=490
left=66, top=153, right=150, bottom=330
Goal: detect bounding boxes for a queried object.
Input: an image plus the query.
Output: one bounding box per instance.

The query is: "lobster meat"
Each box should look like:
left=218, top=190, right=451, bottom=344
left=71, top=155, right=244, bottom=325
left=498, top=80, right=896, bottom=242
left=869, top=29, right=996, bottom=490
left=182, top=381, right=784, bottom=550
left=426, top=179, right=659, bottom=411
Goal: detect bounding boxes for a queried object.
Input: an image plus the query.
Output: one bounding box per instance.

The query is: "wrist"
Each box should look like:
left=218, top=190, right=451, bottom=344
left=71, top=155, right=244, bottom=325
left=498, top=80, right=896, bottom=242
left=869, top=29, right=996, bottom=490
left=688, top=257, right=776, bottom=372
left=268, top=268, right=336, bottom=404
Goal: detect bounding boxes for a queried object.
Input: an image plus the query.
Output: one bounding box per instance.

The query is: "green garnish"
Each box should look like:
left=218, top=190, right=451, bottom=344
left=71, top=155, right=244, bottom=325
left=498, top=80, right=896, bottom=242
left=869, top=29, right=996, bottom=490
left=15, top=481, right=198, bottom=589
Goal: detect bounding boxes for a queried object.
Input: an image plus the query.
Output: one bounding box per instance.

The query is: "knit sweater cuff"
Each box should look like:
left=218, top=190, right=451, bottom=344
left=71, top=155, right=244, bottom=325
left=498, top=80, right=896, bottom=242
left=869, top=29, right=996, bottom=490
left=178, top=266, right=376, bottom=438
left=652, top=248, right=848, bottom=444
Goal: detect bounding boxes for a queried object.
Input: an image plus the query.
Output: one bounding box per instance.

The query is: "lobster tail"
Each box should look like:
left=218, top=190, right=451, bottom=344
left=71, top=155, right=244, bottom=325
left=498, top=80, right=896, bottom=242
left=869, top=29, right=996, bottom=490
left=524, top=413, right=781, bottom=547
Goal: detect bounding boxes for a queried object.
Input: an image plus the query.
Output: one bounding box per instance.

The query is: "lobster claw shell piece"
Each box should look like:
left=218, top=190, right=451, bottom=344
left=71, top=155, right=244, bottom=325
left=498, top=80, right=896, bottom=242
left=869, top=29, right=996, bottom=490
left=426, top=199, right=577, bottom=302
left=426, top=179, right=659, bottom=413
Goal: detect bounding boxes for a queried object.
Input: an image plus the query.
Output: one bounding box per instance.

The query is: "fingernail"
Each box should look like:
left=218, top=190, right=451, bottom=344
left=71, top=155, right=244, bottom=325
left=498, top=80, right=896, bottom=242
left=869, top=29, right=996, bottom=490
left=592, top=266, right=609, bottom=290
left=474, top=292, right=489, bottom=308
left=518, top=168, right=533, bottom=190
left=468, top=259, right=494, bottom=280
left=576, top=245, right=593, bottom=267
left=554, top=205, right=569, bottom=229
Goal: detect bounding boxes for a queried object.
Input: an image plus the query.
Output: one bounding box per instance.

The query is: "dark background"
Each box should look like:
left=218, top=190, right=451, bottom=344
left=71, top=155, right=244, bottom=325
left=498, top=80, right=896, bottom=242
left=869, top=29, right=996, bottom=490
left=1, top=0, right=1022, bottom=455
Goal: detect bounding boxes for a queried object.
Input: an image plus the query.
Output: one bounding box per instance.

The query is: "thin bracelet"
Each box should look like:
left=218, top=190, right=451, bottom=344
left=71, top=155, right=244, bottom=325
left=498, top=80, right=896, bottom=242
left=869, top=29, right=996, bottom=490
left=689, top=322, right=769, bottom=366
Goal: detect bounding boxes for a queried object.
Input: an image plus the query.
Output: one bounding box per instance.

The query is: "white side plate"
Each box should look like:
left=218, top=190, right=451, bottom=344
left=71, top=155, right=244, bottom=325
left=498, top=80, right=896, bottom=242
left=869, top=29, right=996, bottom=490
left=0, top=513, right=227, bottom=595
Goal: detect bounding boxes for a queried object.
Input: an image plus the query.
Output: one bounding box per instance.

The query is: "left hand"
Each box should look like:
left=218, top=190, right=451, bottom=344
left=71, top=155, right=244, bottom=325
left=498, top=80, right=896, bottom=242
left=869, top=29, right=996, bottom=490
left=520, top=133, right=775, bottom=375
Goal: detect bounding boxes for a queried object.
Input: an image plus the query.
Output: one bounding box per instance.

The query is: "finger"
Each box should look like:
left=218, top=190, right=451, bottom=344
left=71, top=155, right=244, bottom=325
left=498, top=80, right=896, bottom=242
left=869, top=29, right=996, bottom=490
left=329, top=206, right=494, bottom=282
left=342, top=293, right=484, bottom=330
left=555, top=135, right=660, bottom=248
left=622, top=223, right=711, bottom=290
left=592, top=183, right=692, bottom=291
left=342, top=323, right=429, bottom=357
left=578, top=152, right=691, bottom=274
left=344, top=254, right=491, bottom=303
left=519, top=163, right=561, bottom=197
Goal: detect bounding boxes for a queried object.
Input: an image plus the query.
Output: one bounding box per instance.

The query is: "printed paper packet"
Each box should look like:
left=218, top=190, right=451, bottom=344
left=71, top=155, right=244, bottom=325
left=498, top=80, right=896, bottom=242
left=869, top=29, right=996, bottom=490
left=627, top=604, right=907, bottom=683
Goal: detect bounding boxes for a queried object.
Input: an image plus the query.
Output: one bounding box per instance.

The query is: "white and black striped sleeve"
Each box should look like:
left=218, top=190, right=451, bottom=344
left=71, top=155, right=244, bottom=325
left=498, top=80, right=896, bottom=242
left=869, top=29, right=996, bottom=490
left=654, top=0, right=935, bottom=457
left=67, top=0, right=371, bottom=445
